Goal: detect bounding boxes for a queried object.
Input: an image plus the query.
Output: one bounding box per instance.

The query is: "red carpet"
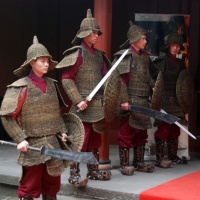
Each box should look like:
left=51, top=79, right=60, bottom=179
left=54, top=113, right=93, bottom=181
left=140, top=170, right=200, bottom=200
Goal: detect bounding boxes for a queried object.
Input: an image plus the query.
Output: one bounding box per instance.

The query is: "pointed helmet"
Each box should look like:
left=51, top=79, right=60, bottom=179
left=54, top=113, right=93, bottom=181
left=14, top=36, right=57, bottom=78
left=71, top=8, right=102, bottom=46
left=120, top=21, right=146, bottom=49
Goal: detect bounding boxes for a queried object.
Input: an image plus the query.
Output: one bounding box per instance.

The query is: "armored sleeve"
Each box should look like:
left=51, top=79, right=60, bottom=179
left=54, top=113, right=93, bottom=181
left=1, top=116, right=27, bottom=143
left=120, top=81, right=129, bottom=103
left=0, top=84, right=28, bottom=143
left=62, top=79, right=83, bottom=104
left=112, top=50, right=132, bottom=103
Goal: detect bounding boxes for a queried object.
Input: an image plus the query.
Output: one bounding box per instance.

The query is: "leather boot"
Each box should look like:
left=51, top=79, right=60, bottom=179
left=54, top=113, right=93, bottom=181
left=68, top=162, right=88, bottom=187
left=133, top=145, right=154, bottom=173
left=119, top=147, right=134, bottom=175
left=155, top=140, right=172, bottom=168
left=87, top=149, right=111, bottom=180
left=168, top=138, right=188, bottom=164
left=42, top=194, right=57, bottom=200
left=19, top=197, right=34, bottom=200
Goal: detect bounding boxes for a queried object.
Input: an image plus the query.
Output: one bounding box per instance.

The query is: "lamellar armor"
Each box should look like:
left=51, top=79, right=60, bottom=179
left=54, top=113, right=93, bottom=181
left=115, top=49, right=153, bottom=129
left=0, top=77, right=67, bottom=176
left=56, top=46, right=111, bottom=133
left=151, top=56, right=189, bottom=117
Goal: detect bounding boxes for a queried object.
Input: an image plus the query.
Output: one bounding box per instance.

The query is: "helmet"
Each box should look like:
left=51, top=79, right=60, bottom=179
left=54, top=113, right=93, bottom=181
left=120, top=21, right=146, bottom=49
left=14, top=36, right=57, bottom=78
left=71, top=8, right=102, bottom=46
left=160, top=33, right=184, bottom=53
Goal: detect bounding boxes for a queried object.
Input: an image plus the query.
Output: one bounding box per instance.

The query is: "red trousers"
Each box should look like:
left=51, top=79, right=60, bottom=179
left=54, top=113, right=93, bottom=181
left=117, top=116, right=148, bottom=148
left=81, top=122, right=102, bottom=152
left=18, top=164, right=60, bottom=198
left=154, top=122, right=180, bottom=142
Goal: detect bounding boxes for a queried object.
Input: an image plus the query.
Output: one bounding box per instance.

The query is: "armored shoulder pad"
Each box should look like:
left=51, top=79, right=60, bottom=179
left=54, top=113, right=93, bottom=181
left=153, top=56, right=166, bottom=72
left=7, top=78, right=28, bottom=88
left=63, top=46, right=82, bottom=56
left=113, top=50, right=132, bottom=74
left=0, top=84, right=24, bottom=115
left=56, top=46, right=81, bottom=69
left=114, top=49, right=132, bottom=57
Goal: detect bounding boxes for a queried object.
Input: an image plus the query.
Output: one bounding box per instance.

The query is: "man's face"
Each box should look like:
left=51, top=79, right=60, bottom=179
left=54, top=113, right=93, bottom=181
left=83, top=30, right=99, bottom=47
left=132, top=35, right=147, bottom=51
left=169, top=44, right=181, bottom=56
left=30, top=56, right=49, bottom=77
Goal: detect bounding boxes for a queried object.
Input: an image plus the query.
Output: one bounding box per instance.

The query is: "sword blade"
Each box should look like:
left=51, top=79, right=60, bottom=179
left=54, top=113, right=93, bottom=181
left=129, top=105, right=179, bottom=124
left=86, top=49, right=129, bottom=102
left=0, top=140, right=99, bottom=165
left=160, top=109, right=196, bottom=140
left=41, top=147, right=98, bottom=165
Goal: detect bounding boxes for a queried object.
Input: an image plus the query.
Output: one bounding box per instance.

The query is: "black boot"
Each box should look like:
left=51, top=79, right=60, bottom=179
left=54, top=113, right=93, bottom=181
left=119, top=147, right=134, bottom=175
left=155, top=140, right=172, bottom=168
left=19, top=197, right=34, bottom=200
left=68, top=162, right=88, bottom=187
left=168, top=138, right=188, bottom=164
left=133, top=145, right=154, bottom=173
left=42, top=194, right=57, bottom=200
left=87, top=149, right=111, bottom=180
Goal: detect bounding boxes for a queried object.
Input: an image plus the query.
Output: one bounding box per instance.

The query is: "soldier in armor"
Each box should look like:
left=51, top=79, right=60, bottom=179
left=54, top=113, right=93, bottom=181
left=112, top=21, right=157, bottom=175
left=151, top=33, right=190, bottom=168
left=0, top=36, right=68, bottom=200
left=56, top=9, right=111, bottom=187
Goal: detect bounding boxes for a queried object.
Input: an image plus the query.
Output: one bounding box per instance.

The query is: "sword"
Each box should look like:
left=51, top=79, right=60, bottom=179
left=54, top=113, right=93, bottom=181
left=160, top=109, right=196, bottom=140
left=86, top=49, right=129, bottom=102
left=129, top=105, right=180, bottom=124
left=0, top=140, right=98, bottom=165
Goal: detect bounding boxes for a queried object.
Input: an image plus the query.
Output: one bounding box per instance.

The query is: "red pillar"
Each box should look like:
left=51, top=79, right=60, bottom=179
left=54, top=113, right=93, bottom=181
left=94, top=0, right=112, bottom=59
left=94, top=0, right=112, bottom=168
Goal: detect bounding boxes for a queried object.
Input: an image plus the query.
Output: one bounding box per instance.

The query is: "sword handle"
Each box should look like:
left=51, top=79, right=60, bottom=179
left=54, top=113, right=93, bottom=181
left=27, top=146, right=41, bottom=152
left=0, top=140, right=17, bottom=147
left=76, top=100, right=89, bottom=113
left=0, top=140, right=41, bottom=152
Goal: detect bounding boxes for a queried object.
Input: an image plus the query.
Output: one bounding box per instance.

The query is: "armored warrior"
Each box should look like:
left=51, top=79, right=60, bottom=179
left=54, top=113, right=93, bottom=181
left=151, top=33, right=191, bottom=168
left=112, top=22, right=157, bottom=175
left=56, top=9, right=111, bottom=187
left=0, top=36, right=76, bottom=200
